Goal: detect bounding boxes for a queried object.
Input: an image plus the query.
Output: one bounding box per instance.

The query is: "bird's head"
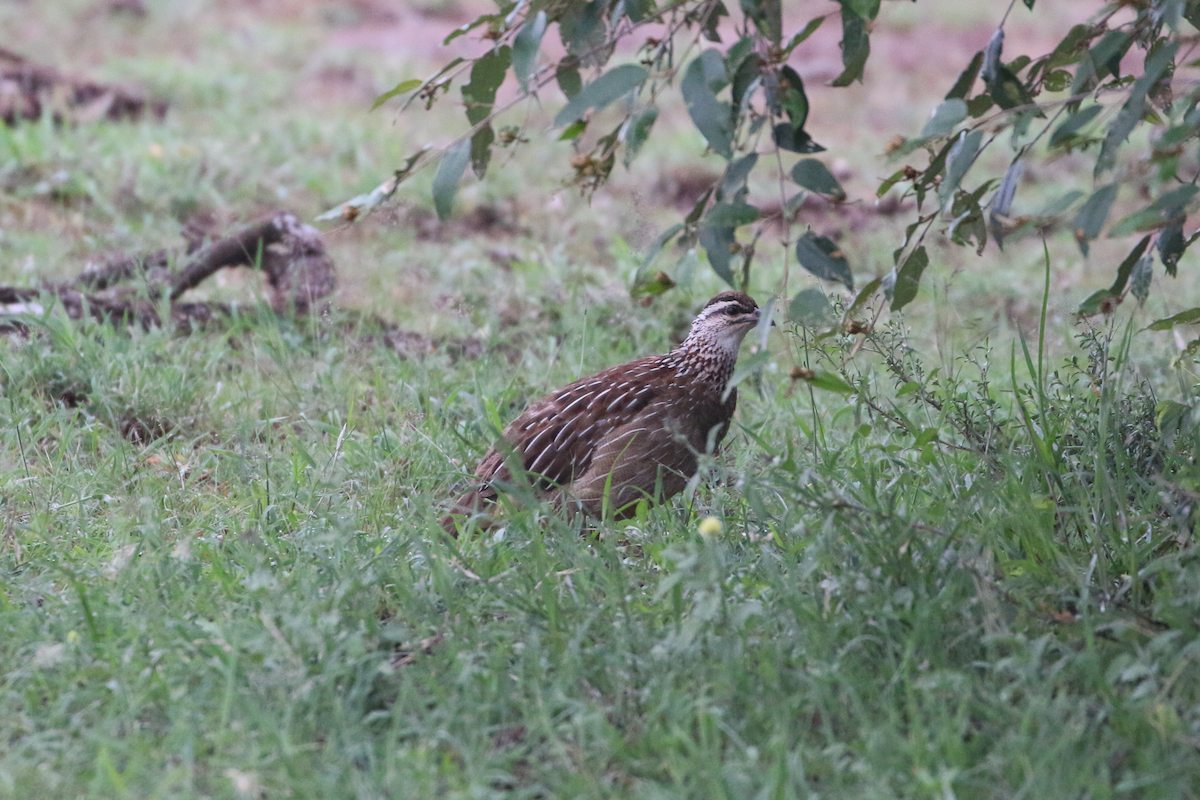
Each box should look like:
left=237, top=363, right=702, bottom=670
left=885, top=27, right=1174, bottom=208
left=676, top=291, right=768, bottom=370
left=667, top=291, right=768, bottom=385
left=691, top=290, right=762, bottom=338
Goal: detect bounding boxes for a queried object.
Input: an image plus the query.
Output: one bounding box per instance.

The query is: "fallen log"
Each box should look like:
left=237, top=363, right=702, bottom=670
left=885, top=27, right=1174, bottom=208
left=0, top=212, right=336, bottom=328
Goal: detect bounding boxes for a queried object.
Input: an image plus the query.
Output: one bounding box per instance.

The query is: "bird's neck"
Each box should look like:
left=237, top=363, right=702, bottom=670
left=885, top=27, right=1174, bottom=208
left=667, top=329, right=745, bottom=391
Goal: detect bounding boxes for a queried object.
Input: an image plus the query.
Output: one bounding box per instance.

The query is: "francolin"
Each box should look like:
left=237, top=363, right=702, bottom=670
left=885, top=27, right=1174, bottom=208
left=443, top=291, right=765, bottom=533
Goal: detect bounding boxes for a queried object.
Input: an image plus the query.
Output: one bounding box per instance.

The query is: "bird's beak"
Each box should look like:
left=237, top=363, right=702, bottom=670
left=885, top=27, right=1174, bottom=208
left=750, top=309, right=775, bottom=327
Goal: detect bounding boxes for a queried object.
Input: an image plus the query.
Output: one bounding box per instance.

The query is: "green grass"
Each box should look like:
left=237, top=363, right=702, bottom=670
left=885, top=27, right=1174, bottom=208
left=4, top=298, right=1200, bottom=798
left=3, top=1, right=1200, bottom=797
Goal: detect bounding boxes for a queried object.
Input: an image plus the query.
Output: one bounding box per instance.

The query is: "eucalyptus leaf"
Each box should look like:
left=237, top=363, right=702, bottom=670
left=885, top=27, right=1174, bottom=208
left=1090, top=31, right=1132, bottom=81
left=699, top=0, right=729, bottom=43
left=704, top=202, right=760, bottom=228
left=399, top=57, right=464, bottom=112
left=729, top=49, right=761, bottom=111
left=981, top=28, right=1005, bottom=84
left=945, top=51, right=983, bottom=100
left=921, top=99, right=967, bottom=138
left=1070, top=55, right=1096, bottom=98
left=432, top=140, right=470, bottom=221
left=795, top=231, right=854, bottom=291
left=990, top=160, right=1023, bottom=249
left=1041, top=190, right=1084, bottom=217
left=787, top=288, right=834, bottom=327
left=469, top=127, right=495, bottom=179
left=316, top=149, right=426, bottom=223
left=685, top=188, right=714, bottom=225
left=721, top=153, right=758, bottom=200
left=938, top=130, right=982, bottom=209
left=842, top=0, right=879, bottom=20
left=371, top=78, right=421, bottom=111
left=785, top=16, right=824, bottom=54
left=1078, top=289, right=1117, bottom=317
left=1045, top=24, right=1092, bottom=69
left=913, top=137, right=955, bottom=210
left=777, top=66, right=809, bottom=129
left=791, top=159, right=845, bottom=200
left=831, top=9, right=870, bottom=87
left=877, top=167, right=907, bottom=198
left=556, top=59, right=582, bottom=98
left=462, top=47, right=510, bottom=126
left=699, top=225, right=737, bottom=285
left=1130, top=252, right=1153, bottom=305
left=1149, top=184, right=1198, bottom=212
left=554, top=64, right=648, bottom=126
left=980, top=29, right=1035, bottom=110
left=1110, top=235, right=1152, bottom=294
left=443, top=15, right=497, bottom=46
left=890, top=245, right=928, bottom=311
left=682, top=51, right=734, bottom=158
left=1049, top=104, right=1103, bottom=147
left=772, top=124, right=824, bottom=153
left=949, top=184, right=989, bottom=254
left=845, top=276, right=882, bottom=320
left=623, top=106, right=658, bottom=167
left=558, top=120, right=586, bottom=141
left=1096, top=43, right=1177, bottom=176
left=741, top=0, right=782, bottom=43
left=624, top=0, right=654, bottom=22
left=461, top=47, right=511, bottom=178
left=512, top=11, right=547, bottom=93
left=1158, top=223, right=1186, bottom=276
left=965, top=94, right=994, bottom=118
left=1108, top=210, right=1170, bottom=237
left=985, top=65, right=1034, bottom=110
left=695, top=47, right=731, bottom=92
left=1147, top=307, right=1200, bottom=331
left=560, top=0, right=608, bottom=64
left=1071, top=183, right=1118, bottom=256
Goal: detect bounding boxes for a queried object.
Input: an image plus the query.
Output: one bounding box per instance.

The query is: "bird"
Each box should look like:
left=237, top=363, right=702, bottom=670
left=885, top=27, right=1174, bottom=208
left=443, top=291, right=765, bottom=534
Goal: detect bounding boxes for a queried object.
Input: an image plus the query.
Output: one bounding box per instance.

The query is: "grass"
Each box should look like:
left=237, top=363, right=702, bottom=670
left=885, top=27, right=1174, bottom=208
left=3, top=1, right=1200, bottom=797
